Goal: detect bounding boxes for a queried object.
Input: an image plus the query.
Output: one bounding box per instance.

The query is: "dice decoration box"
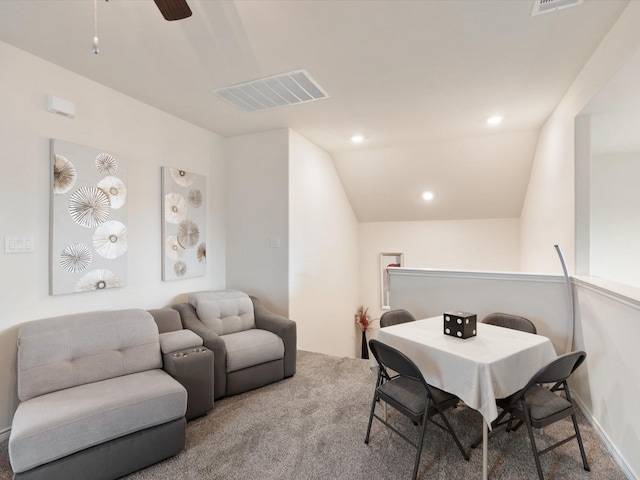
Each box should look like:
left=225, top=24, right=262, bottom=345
left=444, top=311, right=477, bottom=339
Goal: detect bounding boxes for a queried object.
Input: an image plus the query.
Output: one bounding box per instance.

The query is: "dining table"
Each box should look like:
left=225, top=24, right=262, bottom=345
left=376, top=316, right=558, bottom=480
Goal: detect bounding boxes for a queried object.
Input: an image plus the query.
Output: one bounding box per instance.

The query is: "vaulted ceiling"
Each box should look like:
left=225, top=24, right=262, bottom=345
left=0, top=0, right=629, bottom=221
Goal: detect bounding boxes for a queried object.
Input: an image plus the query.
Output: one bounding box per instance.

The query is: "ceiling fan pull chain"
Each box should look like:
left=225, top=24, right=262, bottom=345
left=92, top=0, right=99, bottom=54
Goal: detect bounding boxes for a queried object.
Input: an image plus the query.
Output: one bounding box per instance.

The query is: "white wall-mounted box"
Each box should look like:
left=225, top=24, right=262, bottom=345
left=47, top=95, right=75, bottom=118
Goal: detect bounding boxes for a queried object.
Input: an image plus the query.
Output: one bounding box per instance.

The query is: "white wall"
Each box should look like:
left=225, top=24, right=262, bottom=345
left=225, top=129, right=290, bottom=315
left=520, top=2, right=640, bottom=274
left=519, top=110, right=576, bottom=273
left=519, top=3, right=640, bottom=477
left=572, top=280, right=640, bottom=479
left=359, top=219, right=520, bottom=323
left=0, top=41, right=226, bottom=434
left=288, top=130, right=359, bottom=357
left=591, top=152, right=640, bottom=288
left=226, top=128, right=359, bottom=357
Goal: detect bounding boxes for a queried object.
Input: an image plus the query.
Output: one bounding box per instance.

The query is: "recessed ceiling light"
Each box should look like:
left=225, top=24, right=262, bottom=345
left=486, top=115, right=503, bottom=126
left=422, top=191, right=434, bottom=201
left=350, top=134, right=364, bottom=143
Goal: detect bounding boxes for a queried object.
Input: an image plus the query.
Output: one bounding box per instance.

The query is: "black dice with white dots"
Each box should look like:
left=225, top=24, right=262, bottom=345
left=443, top=311, right=477, bottom=339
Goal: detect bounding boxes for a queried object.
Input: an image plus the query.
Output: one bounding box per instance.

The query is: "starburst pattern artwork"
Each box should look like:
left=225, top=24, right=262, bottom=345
left=75, top=269, right=120, bottom=291
left=197, top=242, right=206, bottom=263
left=188, top=188, right=203, bottom=208
left=53, top=155, right=77, bottom=194
left=164, top=193, right=187, bottom=224
left=174, top=261, right=187, bottom=277
left=166, top=235, right=184, bottom=260
left=59, top=243, right=92, bottom=273
left=98, top=176, right=127, bottom=209
left=162, top=166, right=206, bottom=280
left=170, top=168, right=195, bottom=187
left=51, top=140, right=128, bottom=295
left=93, top=220, right=128, bottom=259
left=95, top=153, right=118, bottom=174
left=177, top=219, right=200, bottom=249
left=68, top=187, right=111, bottom=228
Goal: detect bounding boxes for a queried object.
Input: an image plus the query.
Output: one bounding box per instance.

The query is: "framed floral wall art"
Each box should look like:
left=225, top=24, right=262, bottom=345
left=161, top=167, right=206, bottom=280
left=50, top=139, right=128, bottom=295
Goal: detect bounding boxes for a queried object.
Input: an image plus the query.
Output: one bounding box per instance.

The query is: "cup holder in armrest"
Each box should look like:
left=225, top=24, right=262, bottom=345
left=163, top=346, right=214, bottom=420
left=171, top=348, right=206, bottom=358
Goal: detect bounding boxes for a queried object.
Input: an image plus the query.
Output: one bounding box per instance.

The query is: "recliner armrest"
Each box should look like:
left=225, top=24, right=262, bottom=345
left=172, top=303, right=228, bottom=399
left=148, top=307, right=184, bottom=334
left=159, top=330, right=203, bottom=354
left=250, top=296, right=297, bottom=378
left=172, top=303, right=223, bottom=346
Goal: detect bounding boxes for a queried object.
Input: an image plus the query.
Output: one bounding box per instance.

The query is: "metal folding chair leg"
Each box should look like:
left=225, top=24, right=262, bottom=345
left=571, top=413, right=591, bottom=472
left=364, top=392, right=379, bottom=445
left=365, top=395, right=430, bottom=480
left=434, top=408, right=469, bottom=460
left=411, top=409, right=430, bottom=480
left=523, top=406, right=545, bottom=480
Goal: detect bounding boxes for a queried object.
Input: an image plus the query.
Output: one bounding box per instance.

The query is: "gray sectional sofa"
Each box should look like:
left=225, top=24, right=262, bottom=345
left=7, top=292, right=297, bottom=479
left=9, top=309, right=188, bottom=480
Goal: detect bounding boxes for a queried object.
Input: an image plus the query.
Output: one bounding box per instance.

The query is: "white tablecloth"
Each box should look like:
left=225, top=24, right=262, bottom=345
left=376, top=317, right=557, bottom=425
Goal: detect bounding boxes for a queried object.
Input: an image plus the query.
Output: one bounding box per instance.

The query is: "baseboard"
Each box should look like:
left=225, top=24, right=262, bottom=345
left=0, top=427, right=10, bottom=443
left=573, top=394, right=636, bottom=479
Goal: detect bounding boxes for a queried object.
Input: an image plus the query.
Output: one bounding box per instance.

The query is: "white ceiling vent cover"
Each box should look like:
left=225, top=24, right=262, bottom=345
left=531, top=0, right=583, bottom=16
left=212, top=70, right=329, bottom=112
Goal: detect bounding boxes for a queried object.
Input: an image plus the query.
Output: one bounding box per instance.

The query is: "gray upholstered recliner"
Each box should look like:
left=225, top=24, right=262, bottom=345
left=173, top=290, right=296, bottom=399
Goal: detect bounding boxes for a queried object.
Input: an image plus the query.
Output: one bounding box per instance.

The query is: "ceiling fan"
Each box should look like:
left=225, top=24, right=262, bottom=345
left=93, top=0, right=191, bottom=53
left=153, top=0, right=192, bottom=21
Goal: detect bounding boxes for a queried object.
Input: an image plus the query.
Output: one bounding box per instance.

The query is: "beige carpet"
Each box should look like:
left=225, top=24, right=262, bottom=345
left=0, top=350, right=628, bottom=479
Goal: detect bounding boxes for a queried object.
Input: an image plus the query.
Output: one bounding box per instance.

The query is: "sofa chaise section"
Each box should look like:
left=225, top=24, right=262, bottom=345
left=9, top=309, right=187, bottom=480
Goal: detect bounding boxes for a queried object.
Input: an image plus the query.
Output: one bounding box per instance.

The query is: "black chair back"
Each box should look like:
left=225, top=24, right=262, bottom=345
left=531, top=350, right=586, bottom=386
left=369, top=339, right=423, bottom=383
left=482, top=312, right=537, bottom=334
left=379, top=309, right=416, bottom=328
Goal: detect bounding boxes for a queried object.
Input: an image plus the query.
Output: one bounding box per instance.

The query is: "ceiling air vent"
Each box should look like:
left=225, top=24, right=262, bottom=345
left=531, top=0, right=583, bottom=16
left=212, top=70, right=329, bottom=112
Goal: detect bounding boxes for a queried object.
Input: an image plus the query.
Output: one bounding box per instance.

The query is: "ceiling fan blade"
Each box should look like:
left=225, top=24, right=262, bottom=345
left=153, top=0, right=192, bottom=21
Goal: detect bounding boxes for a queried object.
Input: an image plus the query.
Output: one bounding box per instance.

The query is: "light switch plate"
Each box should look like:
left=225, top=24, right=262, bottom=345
left=4, top=235, right=35, bottom=254
left=269, top=236, right=281, bottom=248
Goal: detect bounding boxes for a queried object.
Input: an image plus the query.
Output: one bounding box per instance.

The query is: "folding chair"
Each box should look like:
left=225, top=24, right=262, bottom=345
left=471, top=350, right=589, bottom=480
left=365, top=339, right=469, bottom=480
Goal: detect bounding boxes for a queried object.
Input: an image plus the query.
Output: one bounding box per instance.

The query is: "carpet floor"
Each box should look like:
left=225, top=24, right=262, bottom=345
left=0, top=350, right=628, bottom=479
